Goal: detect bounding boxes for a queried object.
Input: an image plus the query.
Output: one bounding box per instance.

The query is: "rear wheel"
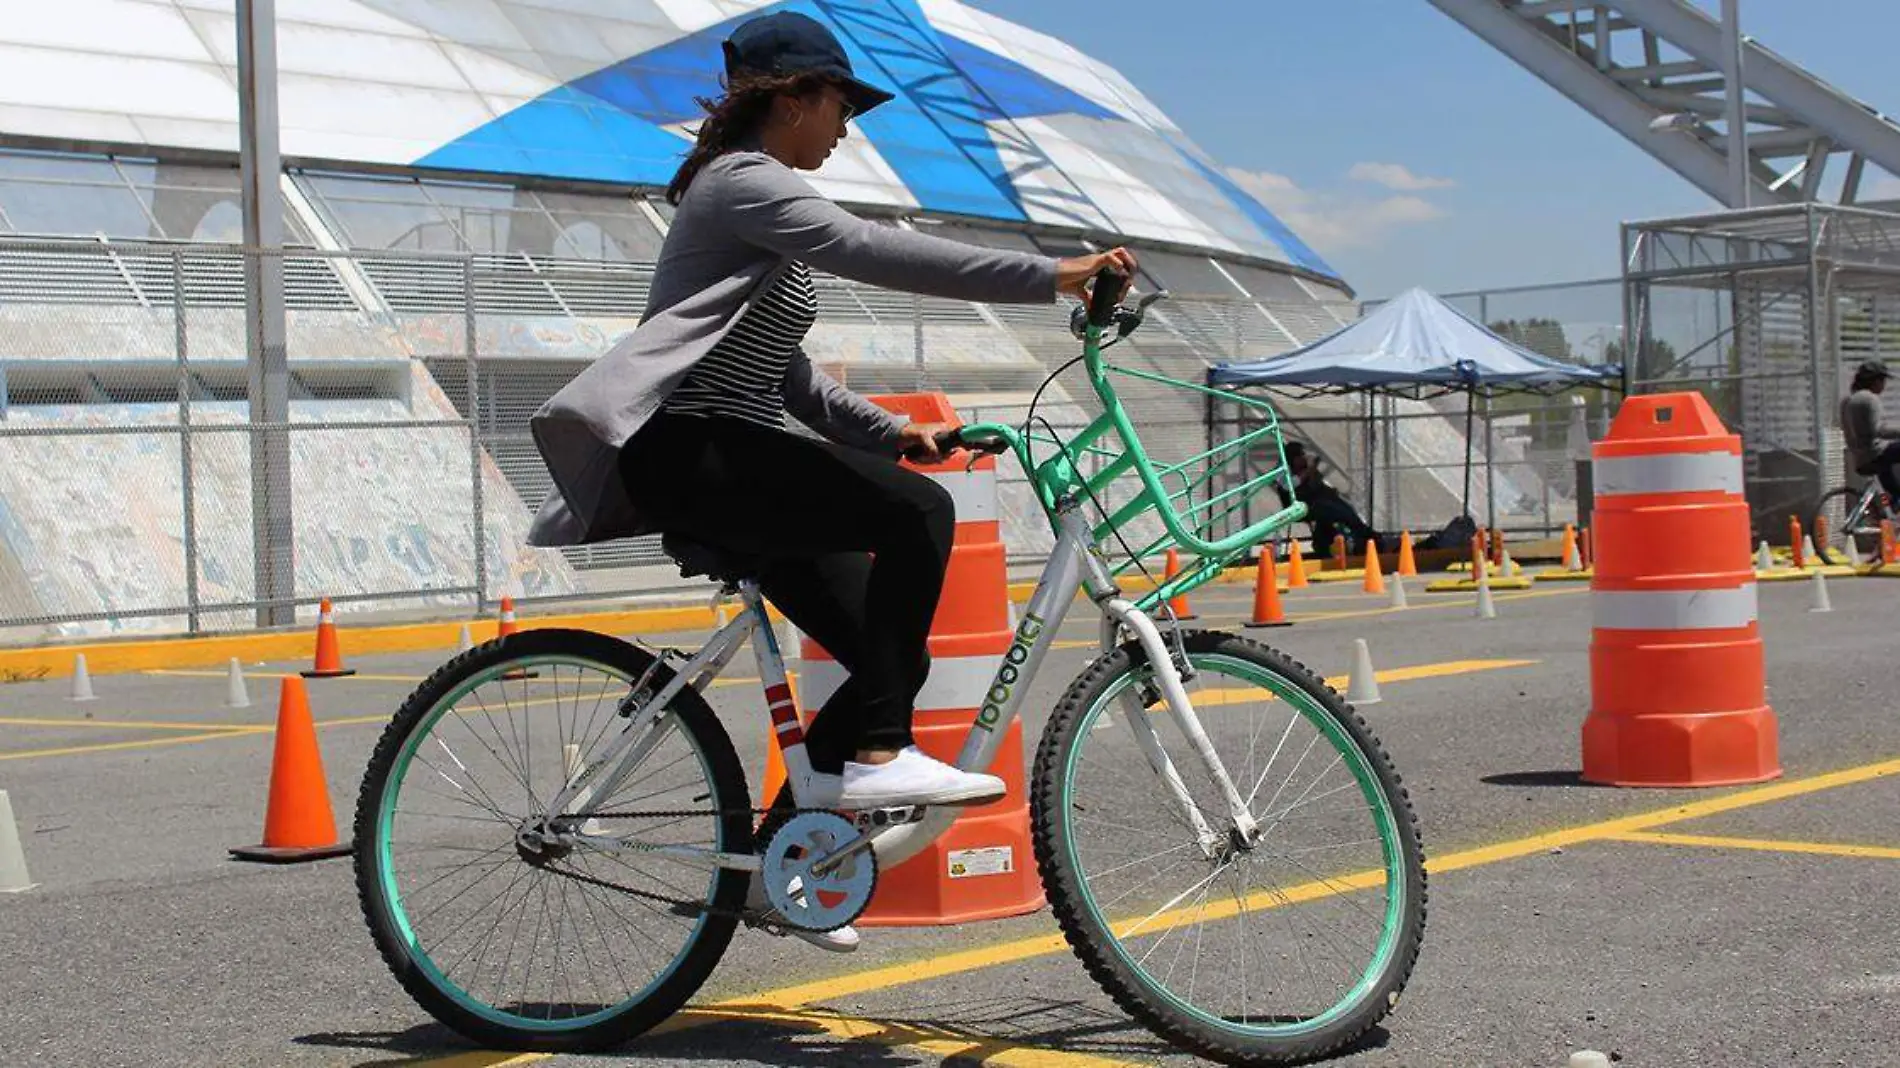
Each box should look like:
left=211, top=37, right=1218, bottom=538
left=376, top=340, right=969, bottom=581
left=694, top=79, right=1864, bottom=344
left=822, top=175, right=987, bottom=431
left=1811, top=485, right=1881, bottom=562
left=354, top=628, right=753, bottom=1052
left=1031, top=630, right=1426, bottom=1065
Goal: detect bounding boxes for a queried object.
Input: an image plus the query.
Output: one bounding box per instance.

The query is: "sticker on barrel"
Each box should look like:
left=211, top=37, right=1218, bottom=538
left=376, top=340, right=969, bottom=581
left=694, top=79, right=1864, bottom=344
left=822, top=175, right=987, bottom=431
left=948, top=846, right=1014, bottom=879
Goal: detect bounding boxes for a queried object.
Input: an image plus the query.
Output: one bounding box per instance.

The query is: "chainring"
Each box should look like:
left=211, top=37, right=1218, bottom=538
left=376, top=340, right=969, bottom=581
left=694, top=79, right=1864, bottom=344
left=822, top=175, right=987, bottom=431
left=759, top=811, right=878, bottom=932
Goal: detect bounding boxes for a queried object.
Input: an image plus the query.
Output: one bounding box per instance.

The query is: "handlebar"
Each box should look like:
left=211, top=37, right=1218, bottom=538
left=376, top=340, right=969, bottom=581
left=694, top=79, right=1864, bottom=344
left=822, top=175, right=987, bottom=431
left=899, top=425, right=1012, bottom=463
left=1087, top=265, right=1125, bottom=327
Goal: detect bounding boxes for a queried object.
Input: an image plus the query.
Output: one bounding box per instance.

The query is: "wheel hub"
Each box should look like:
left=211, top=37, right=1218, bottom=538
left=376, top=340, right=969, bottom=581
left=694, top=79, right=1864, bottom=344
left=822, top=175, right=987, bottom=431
left=514, top=820, right=573, bottom=864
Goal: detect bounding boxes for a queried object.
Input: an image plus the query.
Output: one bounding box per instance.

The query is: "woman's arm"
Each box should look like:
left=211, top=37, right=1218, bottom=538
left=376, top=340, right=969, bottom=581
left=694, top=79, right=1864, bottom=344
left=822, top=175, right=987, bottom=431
left=713, top=153, right=1134, bottom=306
left=782, top=346, right=908, bottom=454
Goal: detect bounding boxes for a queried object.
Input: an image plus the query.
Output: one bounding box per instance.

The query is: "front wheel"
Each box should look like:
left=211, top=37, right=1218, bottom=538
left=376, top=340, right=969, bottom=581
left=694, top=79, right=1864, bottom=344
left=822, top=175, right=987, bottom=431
left=1031, top=630, right=1426, bottom=1065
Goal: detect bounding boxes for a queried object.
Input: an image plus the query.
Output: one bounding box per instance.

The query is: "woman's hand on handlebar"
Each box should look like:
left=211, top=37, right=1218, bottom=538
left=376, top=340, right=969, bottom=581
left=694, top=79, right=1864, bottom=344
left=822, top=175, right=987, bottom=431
left=1056, top=248, right=1138, bottom=305
left=897, top=421, right=951, bottom=463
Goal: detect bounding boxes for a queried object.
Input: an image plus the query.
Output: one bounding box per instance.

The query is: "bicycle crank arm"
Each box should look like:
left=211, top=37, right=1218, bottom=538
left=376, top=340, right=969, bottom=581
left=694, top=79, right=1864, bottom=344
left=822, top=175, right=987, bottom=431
left=804, top=829, right=877, bottom=879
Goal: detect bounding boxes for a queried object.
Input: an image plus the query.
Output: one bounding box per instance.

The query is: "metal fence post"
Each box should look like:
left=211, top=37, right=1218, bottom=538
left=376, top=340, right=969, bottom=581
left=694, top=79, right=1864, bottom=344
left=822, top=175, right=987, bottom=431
left=913, top=291, right=925, bottom=391
left=174, top=247, right=200, bottom=633
left=465, top=255, right=487, bottom=612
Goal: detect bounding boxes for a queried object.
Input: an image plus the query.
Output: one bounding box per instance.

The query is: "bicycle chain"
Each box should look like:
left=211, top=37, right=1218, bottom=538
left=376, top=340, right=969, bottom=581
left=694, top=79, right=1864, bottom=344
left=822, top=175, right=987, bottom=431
left=541, top=804, right=882, bottom=934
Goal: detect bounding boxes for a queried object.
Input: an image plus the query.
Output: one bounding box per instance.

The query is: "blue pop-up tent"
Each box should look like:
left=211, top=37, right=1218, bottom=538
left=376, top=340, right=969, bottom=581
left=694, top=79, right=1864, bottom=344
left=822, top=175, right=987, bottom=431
left=1206, top=287, right=1622, bottom=397
left=1206, top=287, right=1623, bottom=526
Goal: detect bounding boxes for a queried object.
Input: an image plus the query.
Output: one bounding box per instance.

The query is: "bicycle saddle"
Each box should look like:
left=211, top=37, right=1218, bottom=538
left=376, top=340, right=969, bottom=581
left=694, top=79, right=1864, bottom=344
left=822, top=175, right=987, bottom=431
left=661, top=532, right=767, bottom=585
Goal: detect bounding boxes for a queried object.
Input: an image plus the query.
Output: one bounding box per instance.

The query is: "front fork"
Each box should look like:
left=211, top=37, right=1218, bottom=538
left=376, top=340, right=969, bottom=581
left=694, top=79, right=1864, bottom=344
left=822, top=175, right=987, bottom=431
left=1086, top=535, right=1259, bottom=859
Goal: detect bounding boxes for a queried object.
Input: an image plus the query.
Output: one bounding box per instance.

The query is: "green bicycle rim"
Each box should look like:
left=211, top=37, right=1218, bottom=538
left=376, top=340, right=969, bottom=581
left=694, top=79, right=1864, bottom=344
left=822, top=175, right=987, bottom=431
left=375, top=654, right=721, bottom=1032
left=1062, top=652, right=1408, bottom=1038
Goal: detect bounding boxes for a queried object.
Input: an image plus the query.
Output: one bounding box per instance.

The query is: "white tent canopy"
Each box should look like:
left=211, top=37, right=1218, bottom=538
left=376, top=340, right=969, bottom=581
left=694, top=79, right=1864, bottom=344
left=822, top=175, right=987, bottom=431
left=1207, top=286, right=1621, bottom=397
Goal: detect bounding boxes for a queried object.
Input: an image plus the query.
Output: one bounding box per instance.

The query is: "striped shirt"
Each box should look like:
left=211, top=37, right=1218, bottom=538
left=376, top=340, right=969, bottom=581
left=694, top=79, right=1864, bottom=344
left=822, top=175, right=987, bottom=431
left=660, top=261, right=817, bottom=430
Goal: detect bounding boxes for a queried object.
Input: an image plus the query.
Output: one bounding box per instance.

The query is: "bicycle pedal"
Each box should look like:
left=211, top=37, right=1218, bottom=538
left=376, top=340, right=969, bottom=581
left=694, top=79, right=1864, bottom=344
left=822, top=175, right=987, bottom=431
left=853, top=805, right=925, bottom=829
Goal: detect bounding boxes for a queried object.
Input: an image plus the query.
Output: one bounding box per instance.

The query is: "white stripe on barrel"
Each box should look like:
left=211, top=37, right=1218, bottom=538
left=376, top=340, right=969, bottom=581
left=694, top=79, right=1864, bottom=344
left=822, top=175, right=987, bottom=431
left=927, top=466, right=998, bottom=523
left=796, top=652, right=1000, bottom=712
left=1593, top=451, right=1743, bottom=497
left=1593, top=585, right=1758, bottom=631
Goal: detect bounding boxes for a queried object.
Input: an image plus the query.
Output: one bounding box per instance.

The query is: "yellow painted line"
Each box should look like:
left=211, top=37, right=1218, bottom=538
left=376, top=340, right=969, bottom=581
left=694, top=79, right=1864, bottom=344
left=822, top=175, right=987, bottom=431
left=1298, top=584, right=1584, bottom=623
left=0, top=715, right=264, bottom=733
left=671, top=1005, right=1148, bottom=1067
left=0, top=728, right=270, bottom=762
left=725, top=754, right=1900, bottom=1013
left=1608, top=830, right=1900, bottom=860
left=1164, top=659, right=1537, bottom=709
left=388, top=1054, right=552, bottom=1068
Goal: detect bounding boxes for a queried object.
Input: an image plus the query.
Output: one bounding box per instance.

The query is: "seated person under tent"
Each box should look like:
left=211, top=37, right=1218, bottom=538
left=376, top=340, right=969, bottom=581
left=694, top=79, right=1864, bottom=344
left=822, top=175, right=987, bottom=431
left=1272, top=442, right=1386, bottom=556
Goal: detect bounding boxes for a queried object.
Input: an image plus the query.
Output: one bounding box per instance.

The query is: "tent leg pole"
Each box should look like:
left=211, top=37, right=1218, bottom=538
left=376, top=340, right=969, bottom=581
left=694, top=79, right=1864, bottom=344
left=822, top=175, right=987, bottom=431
left=1483, top=390, right=1498, bottom=533
left=1463, top=392, right=1475, bottom=517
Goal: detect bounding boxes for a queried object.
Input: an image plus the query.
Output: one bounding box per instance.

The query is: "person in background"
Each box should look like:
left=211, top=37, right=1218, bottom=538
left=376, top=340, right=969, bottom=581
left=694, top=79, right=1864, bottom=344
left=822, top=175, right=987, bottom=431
left=1842, top=358, right=1900, bottom=507
left=1273, top=441, right=1384, bottom=556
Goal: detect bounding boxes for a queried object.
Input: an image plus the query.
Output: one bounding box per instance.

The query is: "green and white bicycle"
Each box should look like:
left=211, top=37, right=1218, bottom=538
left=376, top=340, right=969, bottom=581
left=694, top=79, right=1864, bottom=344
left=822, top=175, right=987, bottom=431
left=352, top=272, right=1427, bottom=1065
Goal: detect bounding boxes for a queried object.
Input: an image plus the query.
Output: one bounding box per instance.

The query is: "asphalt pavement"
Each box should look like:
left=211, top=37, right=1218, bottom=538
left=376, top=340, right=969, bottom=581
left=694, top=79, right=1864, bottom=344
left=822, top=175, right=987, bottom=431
left=2, top=570, right=1897, bottom=1067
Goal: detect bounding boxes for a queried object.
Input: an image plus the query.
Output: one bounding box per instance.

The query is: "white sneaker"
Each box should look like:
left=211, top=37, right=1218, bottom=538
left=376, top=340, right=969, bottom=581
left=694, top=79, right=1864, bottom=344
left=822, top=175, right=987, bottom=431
left=743, top=873, right=860, bottom=953
left=839, top=746, right=1007, bottom=809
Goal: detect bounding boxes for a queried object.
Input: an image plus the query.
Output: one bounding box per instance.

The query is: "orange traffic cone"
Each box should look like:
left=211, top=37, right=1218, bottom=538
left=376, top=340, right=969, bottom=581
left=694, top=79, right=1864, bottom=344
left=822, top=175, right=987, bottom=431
left=496, top=596, right=537, bottom=680
left=1789, top=515, right=1806, bottom=569
left=301, top=598, right=354, bottom=679
left=230, top=675, right=351, bottom=863
left=1470, top=533, right=1488, bottom=585
left=1882, top=519, right=1897, bottom=564
left=1286, top=538, right=1309, bottom=588
left=1331, top=534, right=1347, bottom=571
left=1581, top=525, right=1594, bottom=568
left=1246, top=543, right=1291, bottom=628
left=1489, top=528, right=1505, bottom=568
left=1560, top=524, right=1580, bottom=570
left=1361, top=540, right=1385, bottom=595
left=1163, top=547, right=1197, bottom=620
left=1396, top=530, right=1417, bottom=576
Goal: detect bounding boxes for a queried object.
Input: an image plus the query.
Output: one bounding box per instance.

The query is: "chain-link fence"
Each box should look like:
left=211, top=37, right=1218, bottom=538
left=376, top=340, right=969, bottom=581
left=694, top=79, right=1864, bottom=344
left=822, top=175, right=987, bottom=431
left=0, top=234, right=1373, bottom=640
left=1622, top=203, right=1900, bottom=538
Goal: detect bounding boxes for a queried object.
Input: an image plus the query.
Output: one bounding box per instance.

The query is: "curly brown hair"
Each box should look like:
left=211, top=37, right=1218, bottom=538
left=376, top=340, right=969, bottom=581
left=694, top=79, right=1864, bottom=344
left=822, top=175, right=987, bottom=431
left=666, top=70, right=842, bottom=205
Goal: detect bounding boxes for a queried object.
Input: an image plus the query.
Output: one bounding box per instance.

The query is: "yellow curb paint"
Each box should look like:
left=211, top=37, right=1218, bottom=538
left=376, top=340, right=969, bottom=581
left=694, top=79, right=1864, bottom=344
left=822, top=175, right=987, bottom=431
left=725, top=754, right=1900, bottom=1014
left=0, top=603, right=791, bottom=681
left=1607, top=831, right=1900, bottom=860
left=4, top=559, right=1482, bottom=684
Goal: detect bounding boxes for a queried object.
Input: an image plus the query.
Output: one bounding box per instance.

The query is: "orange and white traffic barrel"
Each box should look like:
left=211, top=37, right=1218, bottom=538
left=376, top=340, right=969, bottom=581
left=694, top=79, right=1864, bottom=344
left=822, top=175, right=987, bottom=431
left=1583, top=392, right=1779, bottom=787
left=793, top=392, right=1041, bottom=925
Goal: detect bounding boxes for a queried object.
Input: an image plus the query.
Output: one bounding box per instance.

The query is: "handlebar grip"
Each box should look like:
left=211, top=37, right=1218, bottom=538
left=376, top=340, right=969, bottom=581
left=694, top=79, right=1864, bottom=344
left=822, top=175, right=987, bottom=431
left=1087, top=265, right=1124, bottom=328
left=901, top=426, right=1007, bottom=462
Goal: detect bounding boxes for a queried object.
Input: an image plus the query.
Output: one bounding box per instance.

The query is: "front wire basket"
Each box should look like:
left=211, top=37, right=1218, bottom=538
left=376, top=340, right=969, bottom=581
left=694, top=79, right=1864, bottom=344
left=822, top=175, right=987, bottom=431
left=1020, top=359, right=1304, bottom=616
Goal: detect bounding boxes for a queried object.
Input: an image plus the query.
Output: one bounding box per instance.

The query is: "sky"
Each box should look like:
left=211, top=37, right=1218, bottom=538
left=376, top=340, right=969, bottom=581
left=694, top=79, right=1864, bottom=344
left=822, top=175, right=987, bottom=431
left=971, top=0, right=1900, bottom=301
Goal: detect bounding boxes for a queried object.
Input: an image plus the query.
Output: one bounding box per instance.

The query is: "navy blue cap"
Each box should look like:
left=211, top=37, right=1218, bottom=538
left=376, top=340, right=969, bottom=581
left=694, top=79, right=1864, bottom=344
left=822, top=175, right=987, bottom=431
left=722, top=12, right=895, bottom=116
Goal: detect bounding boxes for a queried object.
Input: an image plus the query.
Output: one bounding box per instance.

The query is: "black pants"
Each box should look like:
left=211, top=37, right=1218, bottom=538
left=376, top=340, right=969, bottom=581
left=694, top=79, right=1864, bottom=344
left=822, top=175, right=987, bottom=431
left=1308, top=497, right=1382, bottom=556
left=1858, top=441, right=1900, bottom=502
left=618, top=412, right=956, bottom=775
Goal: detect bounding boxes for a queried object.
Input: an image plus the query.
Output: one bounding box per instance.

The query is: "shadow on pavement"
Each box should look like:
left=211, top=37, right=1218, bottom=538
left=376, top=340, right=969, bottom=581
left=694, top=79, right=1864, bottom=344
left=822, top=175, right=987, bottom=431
left=296, top=992, right=1391, bottom=1065
left=1479, top=770, right=1605, bottom=788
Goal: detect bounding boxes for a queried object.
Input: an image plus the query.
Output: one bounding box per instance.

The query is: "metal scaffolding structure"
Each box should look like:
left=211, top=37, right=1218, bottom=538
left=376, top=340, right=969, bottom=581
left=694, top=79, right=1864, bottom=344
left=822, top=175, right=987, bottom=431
left=1621, top=201, right=1900, bottom=537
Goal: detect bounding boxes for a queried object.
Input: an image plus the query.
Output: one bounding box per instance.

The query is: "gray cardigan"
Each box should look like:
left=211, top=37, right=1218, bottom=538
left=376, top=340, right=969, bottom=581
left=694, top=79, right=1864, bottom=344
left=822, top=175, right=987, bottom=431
left=524, top=150, right=1060, bottom=548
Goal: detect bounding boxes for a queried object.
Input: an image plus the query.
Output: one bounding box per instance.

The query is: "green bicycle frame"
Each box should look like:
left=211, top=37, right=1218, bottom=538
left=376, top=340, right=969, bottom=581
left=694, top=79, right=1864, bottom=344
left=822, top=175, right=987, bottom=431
left=955, top=317, right=1307, bottom=611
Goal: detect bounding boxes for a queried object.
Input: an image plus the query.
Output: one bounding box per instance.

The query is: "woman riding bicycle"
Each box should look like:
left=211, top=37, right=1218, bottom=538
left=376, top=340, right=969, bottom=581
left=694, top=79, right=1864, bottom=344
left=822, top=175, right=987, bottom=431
left=527, top=16, right=1134, bottom=830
